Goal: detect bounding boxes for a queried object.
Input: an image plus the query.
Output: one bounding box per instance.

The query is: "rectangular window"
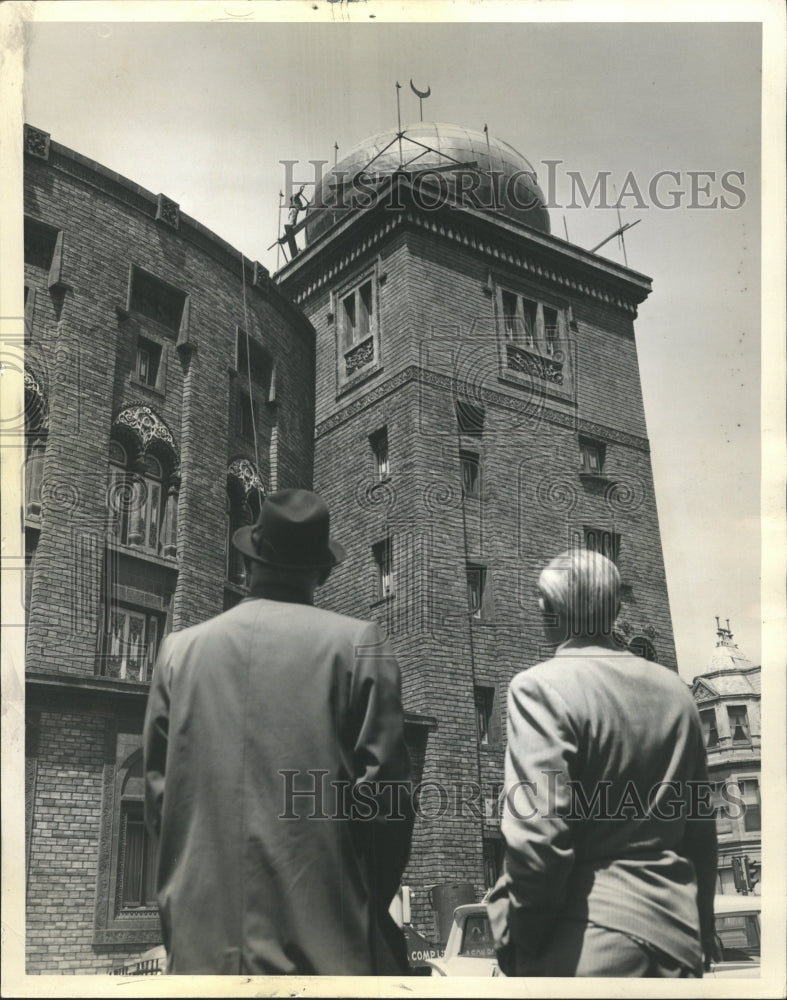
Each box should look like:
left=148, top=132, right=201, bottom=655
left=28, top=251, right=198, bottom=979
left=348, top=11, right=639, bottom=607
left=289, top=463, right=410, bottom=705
left=102, top=605, right=161, bottom=683
left=460, top=450, right=481, bottom=498
left=474, top=685, right=495, bottom=745
left=456, top=400, right=485, bottom=436
left=728, top=706, right=750, bottom=744
left=711, top=782, right=732, bottom=836
left=342, top=279, right=374, bottom=350
left=238, top=389, right=254, bottom=440
left=501, top=290, right=519, bottom=340
left=370, top=427, right=389, bottom=480
left=130, top=267, right=186, bottom=333
left=482, top=838, right=504, bottom=889
left=466, top=563, right=488, bottom=619
left=236, top=330, right=273, bottom=400
left=373, top=538, right=393, bottom=599
left=136, top=336, right=162, bottom=387
left=739, top=779, right=761, bottom=833
left=24, top=217, right=59, bottom=270
left=583, top=526, right=620, bottom=564
left=579, top=437, right=605, bottom=475
left=543, top=305, right=559, bottom=355
left=119, top=801, right=157, bottom=910
left=700, top=708, right=719, bottom=748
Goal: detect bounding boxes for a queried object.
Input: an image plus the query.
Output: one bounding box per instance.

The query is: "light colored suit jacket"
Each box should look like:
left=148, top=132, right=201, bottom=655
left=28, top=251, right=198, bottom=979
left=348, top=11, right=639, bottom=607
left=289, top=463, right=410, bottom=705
left=488, top=638, right=717, bottom=974
left=143, top=590, right=413, bottom=975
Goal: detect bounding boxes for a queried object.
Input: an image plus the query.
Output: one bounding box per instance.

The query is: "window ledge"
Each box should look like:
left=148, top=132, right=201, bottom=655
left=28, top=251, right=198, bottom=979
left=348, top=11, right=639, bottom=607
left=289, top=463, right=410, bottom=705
left=579, top=471, right=612, bottom=482
left=106, top=539, right=179, bottom=570
left=370, top=594, right=394, bottom=609
left=337, top=363, right=384, bottom=399
left=128, top=375, right=165, bottom=397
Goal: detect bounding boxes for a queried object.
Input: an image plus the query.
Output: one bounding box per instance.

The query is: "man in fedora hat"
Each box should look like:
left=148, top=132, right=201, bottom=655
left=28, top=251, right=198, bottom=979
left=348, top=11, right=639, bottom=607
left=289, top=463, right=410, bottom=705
left=143, top=489, right=413, bottom=976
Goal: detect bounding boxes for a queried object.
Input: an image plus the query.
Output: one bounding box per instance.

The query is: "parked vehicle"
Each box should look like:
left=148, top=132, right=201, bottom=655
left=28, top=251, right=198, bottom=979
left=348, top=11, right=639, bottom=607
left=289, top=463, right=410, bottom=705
left=427, top=903, right=501, bottom=976
left=429, top=893, right=762, bottom=978
left=707, top=893, right=761, bottom=978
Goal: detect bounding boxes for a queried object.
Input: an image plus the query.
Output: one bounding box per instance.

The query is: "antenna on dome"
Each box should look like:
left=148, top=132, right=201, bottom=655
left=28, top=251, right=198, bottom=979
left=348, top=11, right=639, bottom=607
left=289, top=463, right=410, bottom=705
left=395, top=81, right=404, bottom=167
left=334, top=142, right=339, bottom=168
left=410, top=79, right=431, bottom=122
left=483, top=124, right=498, bottom=210
left=613, top=186, right=628, bottom=267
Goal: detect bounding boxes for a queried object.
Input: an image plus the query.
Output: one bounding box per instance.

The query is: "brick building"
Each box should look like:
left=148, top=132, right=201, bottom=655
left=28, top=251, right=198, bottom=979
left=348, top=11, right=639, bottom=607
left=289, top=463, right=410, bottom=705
left=22, top=118, right=678, bottom=971
left=691, top=620, right=761, bottom=896
left=277, top=122, right=677, bottom=939
left=22, top=123, right=314, bottom=973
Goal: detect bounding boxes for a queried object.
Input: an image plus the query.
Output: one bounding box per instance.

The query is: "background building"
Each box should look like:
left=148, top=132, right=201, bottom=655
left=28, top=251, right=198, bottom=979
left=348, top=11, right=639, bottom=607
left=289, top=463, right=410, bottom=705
left=23, top=118, right=678, bottom=971
left=691, top=619, right=761, bottom=896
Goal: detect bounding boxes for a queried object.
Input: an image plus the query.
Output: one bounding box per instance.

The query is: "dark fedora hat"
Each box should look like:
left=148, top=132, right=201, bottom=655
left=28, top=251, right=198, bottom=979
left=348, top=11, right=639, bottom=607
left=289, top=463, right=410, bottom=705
left=232, top=488, right=346, bottom=569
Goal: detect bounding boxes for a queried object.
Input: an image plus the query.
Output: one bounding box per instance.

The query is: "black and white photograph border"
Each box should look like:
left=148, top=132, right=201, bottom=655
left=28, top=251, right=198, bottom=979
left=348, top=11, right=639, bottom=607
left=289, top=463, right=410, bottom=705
left=1, top=0, right=785, bottom=997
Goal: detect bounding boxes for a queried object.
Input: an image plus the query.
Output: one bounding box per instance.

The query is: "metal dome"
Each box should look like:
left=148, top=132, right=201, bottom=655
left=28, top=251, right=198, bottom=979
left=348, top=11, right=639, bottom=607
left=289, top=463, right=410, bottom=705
left=304, top=121, right=550, bottom=243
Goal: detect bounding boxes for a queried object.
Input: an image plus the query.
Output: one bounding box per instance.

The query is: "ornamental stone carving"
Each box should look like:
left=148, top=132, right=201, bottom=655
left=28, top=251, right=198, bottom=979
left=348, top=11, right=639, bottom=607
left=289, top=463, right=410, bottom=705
left=345, top=337, right=374, bottom=377
left=693, top=682, right=718, bottom=703
left=227, top=458, right=265, bottom=498
left=24, top=124, right=50, bottom=160
left=155, top=194, right=180, bottom=229
left=115, top=405, right=178, bottom=459
left=24, top=368, right=46, bottom=406
left=506, top=342, right=564, bottom=385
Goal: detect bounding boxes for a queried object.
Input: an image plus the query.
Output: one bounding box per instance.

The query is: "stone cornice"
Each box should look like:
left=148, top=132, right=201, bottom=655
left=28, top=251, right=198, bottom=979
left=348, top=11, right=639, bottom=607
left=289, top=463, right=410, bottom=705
left=315, top=364, right=650, bottom=451
left=278, top=181, right=651, bottom=315
left=24, top=124, right=313, bottom=345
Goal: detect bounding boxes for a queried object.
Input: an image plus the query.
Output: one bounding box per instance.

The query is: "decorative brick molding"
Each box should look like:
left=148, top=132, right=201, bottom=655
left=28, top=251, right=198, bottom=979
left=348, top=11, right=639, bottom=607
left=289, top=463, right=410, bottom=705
left=24, top=124, right=50, bottom=160
left=155, top=194, right=180, bottom=229
left=505, top=342, right=563, bottom=385
left=315, top=364, right=650, bottom=452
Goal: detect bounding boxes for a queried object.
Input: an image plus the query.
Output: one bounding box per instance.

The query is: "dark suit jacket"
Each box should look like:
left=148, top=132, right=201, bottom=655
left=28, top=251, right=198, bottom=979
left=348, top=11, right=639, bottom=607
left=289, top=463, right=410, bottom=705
left=488, top=638, right=717, bottom=975
left=143, top=590, right=413, bottom=975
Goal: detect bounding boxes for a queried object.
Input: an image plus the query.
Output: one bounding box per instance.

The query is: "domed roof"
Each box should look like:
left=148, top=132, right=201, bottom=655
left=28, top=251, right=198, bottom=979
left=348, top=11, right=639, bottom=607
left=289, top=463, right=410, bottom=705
left=305, top=121, right=550, bottom=243
left=707, top=620, right=755, bottom=672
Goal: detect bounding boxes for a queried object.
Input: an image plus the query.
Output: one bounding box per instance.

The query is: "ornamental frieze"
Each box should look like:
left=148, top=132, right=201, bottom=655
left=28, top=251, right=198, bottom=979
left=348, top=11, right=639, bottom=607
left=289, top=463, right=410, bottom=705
left=24, top=124, right=50, bottom=160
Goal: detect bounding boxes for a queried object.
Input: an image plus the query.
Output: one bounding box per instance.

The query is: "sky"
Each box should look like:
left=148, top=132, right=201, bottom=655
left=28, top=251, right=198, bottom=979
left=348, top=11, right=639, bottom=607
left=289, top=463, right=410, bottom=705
left=11, top=3, right=777, bottom=681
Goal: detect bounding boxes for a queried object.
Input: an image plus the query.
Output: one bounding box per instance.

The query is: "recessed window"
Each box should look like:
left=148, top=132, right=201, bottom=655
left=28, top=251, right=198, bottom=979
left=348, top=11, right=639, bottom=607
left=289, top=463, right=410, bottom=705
left=497, top=287, right=559, bottom=352
left=101, top=603, right=161, bottom=683
left=474, top=685, right=495, bottom=745
left=236, top=330, right=274, bottom=401
left=370, top=427, right=389, bottom=480
left=373, top=538, right=393, bottom=599
left=226, top=486, right=262, bottom=586
left=24, top=217, right=58, bottom=270
left=543, top=306, right=559, bottom=356
left=135, top=336, right=162, bottom=388
left=456, top=400, right=485, bottom=437
left=728, top=706, right=750, bottom=744
left=739, top=778, right=760, bottom=833
left=129, top=267, right=186, bottom=333
left=579, top=437, right=605, bottom=476
left=118, top=801, right=157, bottom=911
left=466, top=563, right=488, bottom=619
left=238, top=390, right=254, bottom=440
left=583, top=526, right=620, bottom=565
left=700, top=708, right=719, bottom=748
left=342, top=279, right=374, bottom=350
left=460, top=450, right=481, bottom=498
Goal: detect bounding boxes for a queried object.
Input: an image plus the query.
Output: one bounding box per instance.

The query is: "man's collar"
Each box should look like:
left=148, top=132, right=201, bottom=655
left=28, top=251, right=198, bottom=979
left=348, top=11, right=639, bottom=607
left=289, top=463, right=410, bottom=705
left=244, top=580, right=314, bottom=606
left=555, top=636, right=629, bottom=656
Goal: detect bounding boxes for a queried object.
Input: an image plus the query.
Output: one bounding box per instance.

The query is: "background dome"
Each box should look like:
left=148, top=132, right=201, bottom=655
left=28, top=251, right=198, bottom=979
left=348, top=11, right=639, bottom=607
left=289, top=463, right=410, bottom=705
left=305, top=121, right=550, bottom=243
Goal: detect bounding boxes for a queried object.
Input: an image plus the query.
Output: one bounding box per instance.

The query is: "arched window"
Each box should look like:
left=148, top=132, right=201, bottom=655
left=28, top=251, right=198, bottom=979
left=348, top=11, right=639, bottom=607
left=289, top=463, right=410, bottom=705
left=24, top=370, right=47, bottom=524
left=108, top=442, right=167, bottom=555
left=628, top=635, right=658, bottom=662
left=225, top=459, right=265, bottom=586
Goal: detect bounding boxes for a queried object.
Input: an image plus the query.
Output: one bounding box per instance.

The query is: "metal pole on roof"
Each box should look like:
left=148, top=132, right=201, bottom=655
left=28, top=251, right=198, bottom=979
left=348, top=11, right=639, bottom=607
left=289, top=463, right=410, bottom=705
left=395, top=81, right=403, bottom=167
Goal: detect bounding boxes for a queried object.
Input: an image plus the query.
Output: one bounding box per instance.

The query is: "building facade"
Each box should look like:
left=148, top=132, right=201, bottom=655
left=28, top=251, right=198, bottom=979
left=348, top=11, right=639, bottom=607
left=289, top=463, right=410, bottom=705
left=21, top=118, right=678, bottom=971
left=22, top=124, right=314, bottom=973
left=278, top=122, right=677, bottom=939
left=691, top=621, right=761, bottom=896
